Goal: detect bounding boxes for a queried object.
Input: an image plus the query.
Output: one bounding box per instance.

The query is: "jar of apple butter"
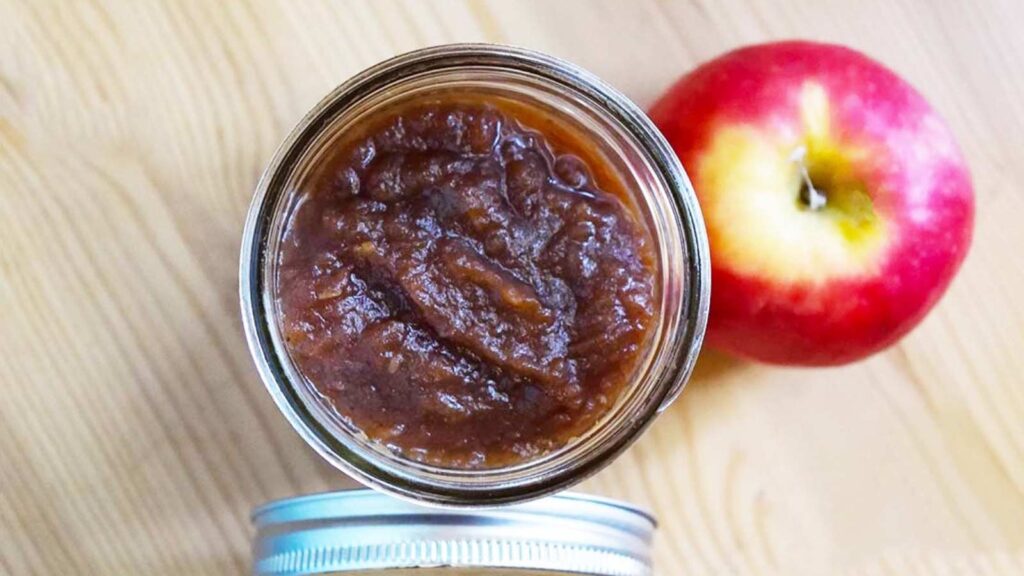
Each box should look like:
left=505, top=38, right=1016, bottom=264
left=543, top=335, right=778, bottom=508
left=240, top=44, right=709, bottom=506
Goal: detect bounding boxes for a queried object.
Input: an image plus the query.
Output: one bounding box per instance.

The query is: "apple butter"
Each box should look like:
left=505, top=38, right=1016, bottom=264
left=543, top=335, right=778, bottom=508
left=276, top=94, right=657, bottom=468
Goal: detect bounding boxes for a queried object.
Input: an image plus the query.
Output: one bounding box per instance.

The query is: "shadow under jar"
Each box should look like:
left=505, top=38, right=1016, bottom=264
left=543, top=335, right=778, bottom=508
left=240, top=44, right=710, bottom=506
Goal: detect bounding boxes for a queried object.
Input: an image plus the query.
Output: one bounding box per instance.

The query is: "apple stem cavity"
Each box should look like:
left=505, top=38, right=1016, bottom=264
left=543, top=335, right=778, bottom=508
left=790, top=145, right=827, bottom=211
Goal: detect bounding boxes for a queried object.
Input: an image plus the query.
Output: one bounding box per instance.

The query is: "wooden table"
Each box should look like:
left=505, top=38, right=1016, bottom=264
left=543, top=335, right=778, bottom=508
left=2, top=1, right=1022, bottom=574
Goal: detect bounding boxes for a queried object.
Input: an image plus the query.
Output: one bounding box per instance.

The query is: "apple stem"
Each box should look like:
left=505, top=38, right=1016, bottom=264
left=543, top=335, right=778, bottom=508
left=790, top=145, right=826, bottom=211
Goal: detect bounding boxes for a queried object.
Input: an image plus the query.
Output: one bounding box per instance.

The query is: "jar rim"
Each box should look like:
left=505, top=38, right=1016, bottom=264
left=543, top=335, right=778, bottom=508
left=240, top=43, right=710, bottom=506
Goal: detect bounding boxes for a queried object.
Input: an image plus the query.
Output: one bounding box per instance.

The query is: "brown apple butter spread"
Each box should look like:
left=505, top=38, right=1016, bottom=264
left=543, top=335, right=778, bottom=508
left=276, top=93, right=657, bottom=469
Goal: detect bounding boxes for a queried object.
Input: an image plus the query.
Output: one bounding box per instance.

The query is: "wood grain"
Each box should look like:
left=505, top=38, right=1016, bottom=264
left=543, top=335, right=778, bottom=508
left=2, top=1, right=1022, bottom=574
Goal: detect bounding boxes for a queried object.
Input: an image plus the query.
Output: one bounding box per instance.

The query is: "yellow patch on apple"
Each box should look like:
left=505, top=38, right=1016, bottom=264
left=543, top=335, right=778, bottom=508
left=696, top=82, right=890, bottom=284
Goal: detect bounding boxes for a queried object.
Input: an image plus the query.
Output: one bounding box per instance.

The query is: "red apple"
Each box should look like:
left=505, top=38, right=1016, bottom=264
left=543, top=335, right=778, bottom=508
left=650, top=41, right=974, bottom=365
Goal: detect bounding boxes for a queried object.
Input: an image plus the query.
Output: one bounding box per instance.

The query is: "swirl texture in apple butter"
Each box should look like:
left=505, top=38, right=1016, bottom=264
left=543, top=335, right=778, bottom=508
left=277, top=95, right=657, bottom=469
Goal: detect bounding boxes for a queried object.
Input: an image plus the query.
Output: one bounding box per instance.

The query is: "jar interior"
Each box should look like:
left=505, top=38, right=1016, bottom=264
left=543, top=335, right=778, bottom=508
left=259, top=64, right=692, bottom=499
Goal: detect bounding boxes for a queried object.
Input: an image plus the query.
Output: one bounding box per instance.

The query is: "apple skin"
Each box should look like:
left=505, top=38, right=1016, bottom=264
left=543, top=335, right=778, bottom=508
left=650, top=41, right=974, bottom=366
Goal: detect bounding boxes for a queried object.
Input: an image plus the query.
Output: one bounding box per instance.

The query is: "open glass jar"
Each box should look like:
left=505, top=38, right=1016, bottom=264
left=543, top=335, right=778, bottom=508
left=240, top=44, right=709, bottom=506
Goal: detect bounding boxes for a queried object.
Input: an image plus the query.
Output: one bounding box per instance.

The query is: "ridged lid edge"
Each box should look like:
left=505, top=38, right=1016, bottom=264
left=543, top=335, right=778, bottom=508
left=256, top=539, right=649, bottom=575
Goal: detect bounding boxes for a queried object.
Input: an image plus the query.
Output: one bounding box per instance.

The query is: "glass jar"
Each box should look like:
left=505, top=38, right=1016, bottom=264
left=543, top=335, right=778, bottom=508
left=240, top=44, right=710, bottom=506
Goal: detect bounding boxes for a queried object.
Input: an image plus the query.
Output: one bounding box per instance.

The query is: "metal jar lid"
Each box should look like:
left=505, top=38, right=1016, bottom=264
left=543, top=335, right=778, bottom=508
left=252, top=489, right=657, bottom=575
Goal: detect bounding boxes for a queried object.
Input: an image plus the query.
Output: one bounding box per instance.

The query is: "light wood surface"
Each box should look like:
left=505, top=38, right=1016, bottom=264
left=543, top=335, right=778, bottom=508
left=2, top=1, right=1022, bottom=574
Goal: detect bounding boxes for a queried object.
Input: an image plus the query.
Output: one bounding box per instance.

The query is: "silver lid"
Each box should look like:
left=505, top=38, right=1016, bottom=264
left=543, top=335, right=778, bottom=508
left=252, top=489, right=656, bottom=575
